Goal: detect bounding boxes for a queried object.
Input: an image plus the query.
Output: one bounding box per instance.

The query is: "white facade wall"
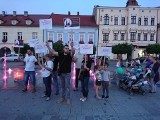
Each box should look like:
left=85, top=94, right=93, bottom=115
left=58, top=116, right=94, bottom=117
left=94, top=6, right=160, bottom=59
left=0, top=26, right=43, bottom=53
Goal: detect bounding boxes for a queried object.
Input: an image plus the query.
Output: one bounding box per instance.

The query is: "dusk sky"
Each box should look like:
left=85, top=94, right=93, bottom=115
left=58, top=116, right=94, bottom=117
left=0, top=0, right=159, bottom=15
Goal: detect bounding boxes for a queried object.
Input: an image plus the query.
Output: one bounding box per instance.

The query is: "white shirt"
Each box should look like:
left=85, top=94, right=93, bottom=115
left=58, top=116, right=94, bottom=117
left=24, top=55, right=37, bottom=71
left=131, top=75, right=136, bottom=80
left=42, top=61, right=53, bottom=77
left=74, top=52, right=83, bottom=69
left=95, top=70, right=102, bottom=81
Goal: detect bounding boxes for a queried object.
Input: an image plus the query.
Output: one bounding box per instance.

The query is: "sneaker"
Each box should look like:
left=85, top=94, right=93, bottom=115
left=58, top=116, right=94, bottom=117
left=81, top=98, right=87, bottom=102
left=46, top=97, right=50, bottom=101
left=96, top=96, right=102, bottom=99
left=56, top=98, right=65, bottom=103
left=105, top=96, right=109, bottom=99
left=80, top=97, right=84, bottom=101
left=102, top=95, right=104, bottom=98
left=41, top=95, right=47, bottom=98
left=73, top=88, right=78, bottom=91
left=22, top=88, right=27, bottom=92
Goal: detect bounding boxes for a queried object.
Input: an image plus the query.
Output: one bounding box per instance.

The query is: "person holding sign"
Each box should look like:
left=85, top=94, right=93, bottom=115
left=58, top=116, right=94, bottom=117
left=38, top=54, right=53, bottom=101
left=46, top=42, right=75, bottom=105
left=79, top=55, right=91, bottom=102
left=20, top=50, right=37, bottom=93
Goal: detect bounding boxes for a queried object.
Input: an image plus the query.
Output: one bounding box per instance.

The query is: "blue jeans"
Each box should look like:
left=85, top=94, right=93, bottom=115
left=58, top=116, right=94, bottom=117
left=52, top=71, right=59, bottom=94
left=24, top=71, right=36, bottom=86
left=43, top=75, right=52, bottom=97
left=59, top=73, right=71, bottom=99
left=81, top=77, right=89, bottom=98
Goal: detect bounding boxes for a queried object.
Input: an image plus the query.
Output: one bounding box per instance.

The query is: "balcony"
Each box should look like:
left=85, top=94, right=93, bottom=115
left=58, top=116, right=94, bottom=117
left=2, top=39, right=7, bottom=43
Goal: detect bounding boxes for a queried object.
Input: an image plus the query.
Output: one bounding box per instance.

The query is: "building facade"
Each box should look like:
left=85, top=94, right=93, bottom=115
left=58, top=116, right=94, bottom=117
left=93, top=0, right=160, bottom=59
left=44, top=12, right=98, bottom=47
left=0, top=11, right=49, bottom=56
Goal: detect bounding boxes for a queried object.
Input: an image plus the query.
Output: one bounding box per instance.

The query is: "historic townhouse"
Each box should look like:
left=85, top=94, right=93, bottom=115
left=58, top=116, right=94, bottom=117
left=44, top=12, right=98, bottom=46
left=0, top=11, right=49, bottom=56
left=93, top=0, right=160, bottom=59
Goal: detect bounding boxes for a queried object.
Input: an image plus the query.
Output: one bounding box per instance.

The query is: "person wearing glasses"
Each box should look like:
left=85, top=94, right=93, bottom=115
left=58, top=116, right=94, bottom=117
left=46, top=42, right=75, bottom=105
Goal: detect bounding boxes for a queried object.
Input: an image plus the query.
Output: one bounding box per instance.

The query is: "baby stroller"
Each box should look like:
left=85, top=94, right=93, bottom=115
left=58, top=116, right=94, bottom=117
left=128, top=74, right=147, bottom=95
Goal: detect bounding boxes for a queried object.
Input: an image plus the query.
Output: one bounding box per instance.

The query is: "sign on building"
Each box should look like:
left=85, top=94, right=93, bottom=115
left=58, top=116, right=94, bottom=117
left=64, top=17, right=80, bottom=29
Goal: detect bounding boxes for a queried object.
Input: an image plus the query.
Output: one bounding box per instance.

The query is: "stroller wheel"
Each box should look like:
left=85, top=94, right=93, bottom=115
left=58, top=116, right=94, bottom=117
left=141, top=91, right=145, bottom=96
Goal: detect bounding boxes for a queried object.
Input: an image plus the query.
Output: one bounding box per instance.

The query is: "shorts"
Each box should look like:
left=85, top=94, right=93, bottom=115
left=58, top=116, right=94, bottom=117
left=96, top=80, right=101, bottom=86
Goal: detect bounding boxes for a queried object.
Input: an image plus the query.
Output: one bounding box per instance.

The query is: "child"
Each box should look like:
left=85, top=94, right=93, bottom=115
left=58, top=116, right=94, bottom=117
left=102, top=65, right=111, bottom=98
left=94, top=65, right=102, bottom=99
left=127, top=71, right=136, bottom=88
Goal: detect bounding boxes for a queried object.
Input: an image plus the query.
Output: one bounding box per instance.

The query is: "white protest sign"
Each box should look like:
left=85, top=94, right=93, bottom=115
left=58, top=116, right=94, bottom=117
left=79, top=44, right=93, bottom=54
left=29, top=39, right=39, bottom=47
left=14, top=40, right=24, bottom=48
left=39, top=19, right=52, bottom=30
left=69, top=41, right=79, bottom=49
left=35, top=43, right=46, bottom=53
left=99, top=47, right=112, bottom=57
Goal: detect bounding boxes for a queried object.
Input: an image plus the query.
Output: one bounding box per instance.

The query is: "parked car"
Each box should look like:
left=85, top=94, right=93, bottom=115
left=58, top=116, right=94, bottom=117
left=0, top=54, right=24, bottom=62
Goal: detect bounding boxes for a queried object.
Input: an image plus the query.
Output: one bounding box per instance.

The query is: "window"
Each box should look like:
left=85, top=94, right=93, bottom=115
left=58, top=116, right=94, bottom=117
left=58, top=33, right=63, bottom=41
left=11, top=20, right=18, bottom=25
left=121, top=33, right=125, bottom=40
left=0, top=20, right=4, bottom=24
left=138, top=33, right=141, bottom=41
left=131, top=16, right=136, bottom=24
left=130, top=32, right=136, bottom=41
left=121, top=17, right=125, bottom=25
left=17, top=32, right=22, bottom=40
left=104, top=15, right=109, bottom=25
left=26, top=20, right=32, bottom=25
left=32, top=32, right=38, bottom=39
left=144, top=33, right=147, bottom=41
left=150, top=34, right=154, bottom=41
left=68, top=33, right=74, bottom=42
left=114, top=33, right=118, bottom=40
left=151, top=18, right=155, bottom=26
left=3, top=32, right=7, bottom=40
left=103, top=33, right=109, bottom=42
left=79, top=33, right=85, bottom=42
left=88, top=33, right=94, bottom=42
left=138, top=18, right=141, bottom=25
left=48, top=32, right=53, bottom=40
left=114, top=17, right=118, bottom=25
left=144, top=18, right=148, bottom=26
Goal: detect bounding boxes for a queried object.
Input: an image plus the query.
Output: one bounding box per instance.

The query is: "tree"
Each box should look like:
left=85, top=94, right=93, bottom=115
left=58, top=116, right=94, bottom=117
left=146, top=44, right=160, bottom=55
left=53, top=41, right=64, bottom=52
left=112, top=43, right=132, bottom=59
left=14, top=44, right=34, bottom=55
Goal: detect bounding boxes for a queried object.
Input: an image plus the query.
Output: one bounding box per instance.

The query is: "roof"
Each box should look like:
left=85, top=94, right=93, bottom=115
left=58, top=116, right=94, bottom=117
left=0, top=14, right=50, bottom=27
left=0, top=13, right=97, bottom=27
left=49, top=14, right=97, bottom=27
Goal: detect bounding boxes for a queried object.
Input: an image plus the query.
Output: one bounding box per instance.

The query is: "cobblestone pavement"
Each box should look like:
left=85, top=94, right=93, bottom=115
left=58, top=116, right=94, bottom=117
left=0, top=61, right=160, bottom=120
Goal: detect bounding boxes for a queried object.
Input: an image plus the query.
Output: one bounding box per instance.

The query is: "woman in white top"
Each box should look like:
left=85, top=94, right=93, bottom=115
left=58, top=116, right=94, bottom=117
left=38, top=54, right=53, bottom=101
left=94, top=65, right=102, bottom=99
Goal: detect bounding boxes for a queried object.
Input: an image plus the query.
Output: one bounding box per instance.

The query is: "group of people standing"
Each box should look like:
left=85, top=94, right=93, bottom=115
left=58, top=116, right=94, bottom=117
left=20, top=41, right=111, bottom=104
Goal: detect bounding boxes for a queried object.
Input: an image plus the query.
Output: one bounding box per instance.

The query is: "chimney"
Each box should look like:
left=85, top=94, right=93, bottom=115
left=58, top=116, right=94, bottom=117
left=2, top=11, right=6, bottom=16
left=24, top=11, right=28, bottom=16
left=77, top=12, right=79, bottom=16
left=68, top=11, right=71, bottom=15
left=13, top=11, right=16, bottom=16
